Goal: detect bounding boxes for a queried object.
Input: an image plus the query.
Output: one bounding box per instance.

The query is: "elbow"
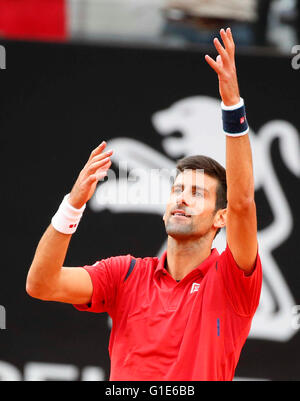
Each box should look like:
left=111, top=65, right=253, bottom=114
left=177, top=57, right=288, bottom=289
left=26, top=280, right=42, bottom=299
left=227, top=180, right=255, bottom=211
left=26, top=276, right=50, bottom=301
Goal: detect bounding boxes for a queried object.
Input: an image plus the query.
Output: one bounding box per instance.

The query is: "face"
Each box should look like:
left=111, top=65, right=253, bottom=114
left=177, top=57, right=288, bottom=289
left=163, top=169, right=225, bottom=240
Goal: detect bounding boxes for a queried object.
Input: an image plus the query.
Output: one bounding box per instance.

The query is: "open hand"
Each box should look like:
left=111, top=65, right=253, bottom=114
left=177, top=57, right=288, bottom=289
left=205, top=28, right=240, bottom=107
left=69, top=141, right=113, bottom=209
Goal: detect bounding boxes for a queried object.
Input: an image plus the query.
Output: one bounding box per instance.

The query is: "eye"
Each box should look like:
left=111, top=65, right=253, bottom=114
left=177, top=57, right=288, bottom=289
left=173, top=186, right=182, bottom=194
left=193, top=190, right=204, bottom=197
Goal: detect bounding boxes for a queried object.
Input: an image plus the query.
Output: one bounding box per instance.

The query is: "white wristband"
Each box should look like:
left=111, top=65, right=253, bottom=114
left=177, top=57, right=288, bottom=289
left=221, top=97, right=244, bottom=111
left=51, top=194, right=86, bottom=235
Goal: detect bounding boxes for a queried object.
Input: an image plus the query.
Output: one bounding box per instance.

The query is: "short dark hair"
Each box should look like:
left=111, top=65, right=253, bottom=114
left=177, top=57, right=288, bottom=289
left=175, top=155, right=227, bottom=236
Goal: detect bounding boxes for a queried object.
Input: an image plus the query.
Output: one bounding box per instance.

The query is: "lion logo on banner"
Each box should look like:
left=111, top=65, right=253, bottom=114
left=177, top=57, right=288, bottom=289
left=90, top=96, right=300, bottom=342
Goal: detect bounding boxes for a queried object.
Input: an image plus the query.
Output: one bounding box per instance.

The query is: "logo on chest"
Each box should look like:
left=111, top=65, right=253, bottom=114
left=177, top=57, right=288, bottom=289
left=190, top=282, right=201, bottom=294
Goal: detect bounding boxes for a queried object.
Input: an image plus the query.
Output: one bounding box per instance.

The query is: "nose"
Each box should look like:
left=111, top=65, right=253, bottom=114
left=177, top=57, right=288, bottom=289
left=176, top=190, right=189, bottom=207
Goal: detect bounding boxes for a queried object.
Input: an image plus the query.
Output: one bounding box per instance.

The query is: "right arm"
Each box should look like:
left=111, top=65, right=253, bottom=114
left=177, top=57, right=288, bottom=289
left=26, top=141, right=113, bottom=304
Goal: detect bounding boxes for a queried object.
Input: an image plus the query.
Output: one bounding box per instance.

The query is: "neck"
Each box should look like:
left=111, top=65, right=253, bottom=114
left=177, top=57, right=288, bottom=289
left=166, top=235, right=213, bottom=281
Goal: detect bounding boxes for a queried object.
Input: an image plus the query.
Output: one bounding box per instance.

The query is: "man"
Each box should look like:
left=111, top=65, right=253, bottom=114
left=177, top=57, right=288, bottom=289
left=26, top=28, right=262, bottom=381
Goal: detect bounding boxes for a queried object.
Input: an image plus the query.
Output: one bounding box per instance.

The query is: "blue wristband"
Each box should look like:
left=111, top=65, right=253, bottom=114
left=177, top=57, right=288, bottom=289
left=221, top=98, right=249, bottom=137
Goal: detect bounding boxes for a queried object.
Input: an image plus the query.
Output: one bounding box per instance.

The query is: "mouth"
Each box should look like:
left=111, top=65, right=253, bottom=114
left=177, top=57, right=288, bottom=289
left=171, top=209, right=191, bottom=219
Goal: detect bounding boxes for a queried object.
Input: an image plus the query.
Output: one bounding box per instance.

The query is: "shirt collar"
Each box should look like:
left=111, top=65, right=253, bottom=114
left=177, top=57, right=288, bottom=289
left=155, top=248, right=219, bottom=278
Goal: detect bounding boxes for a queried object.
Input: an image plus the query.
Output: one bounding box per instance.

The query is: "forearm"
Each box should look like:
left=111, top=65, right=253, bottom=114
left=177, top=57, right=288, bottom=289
left=226, top=134, right=255, bottom=208
left=222, top=95, right=255, bottom=207
left=26, top=225, right=72, bottom=298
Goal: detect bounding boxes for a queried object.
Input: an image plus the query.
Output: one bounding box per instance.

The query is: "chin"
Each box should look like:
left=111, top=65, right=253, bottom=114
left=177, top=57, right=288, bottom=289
left=165, top=222, right=209, bottom=241
left=166, top=225, right=194, bottom=239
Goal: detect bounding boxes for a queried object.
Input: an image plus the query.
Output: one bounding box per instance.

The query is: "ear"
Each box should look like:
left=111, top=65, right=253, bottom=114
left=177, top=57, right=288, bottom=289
left=213, top=208, right=227, bottom=230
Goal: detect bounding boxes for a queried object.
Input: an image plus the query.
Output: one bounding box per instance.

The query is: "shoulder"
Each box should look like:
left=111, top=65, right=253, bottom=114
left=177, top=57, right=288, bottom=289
left=91, top=254, right=132, bottom=269
left=122, top=255, right=160, bottom=283
left=218, top=243, right=262, bottom=278
left=127, top=255, right=159, bottom=271
left=90, top=254, right=159, bottom=281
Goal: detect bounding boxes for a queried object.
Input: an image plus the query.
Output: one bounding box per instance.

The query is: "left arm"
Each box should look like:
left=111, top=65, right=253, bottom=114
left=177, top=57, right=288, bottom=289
left=205, top=28, right=258, bottom=274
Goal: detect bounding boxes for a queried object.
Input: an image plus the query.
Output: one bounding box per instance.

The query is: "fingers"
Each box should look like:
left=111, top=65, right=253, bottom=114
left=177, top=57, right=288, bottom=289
left=84, top=158, right=111, bottom=187
left=87, top=148, right=113, bottom=166
left=225, top=27, right=234, bottom=45
left=213, top=37, right=230, bottom=67
left=220, top=28, right=235, bottom=58
left=205, top=27, right=236, bottom=75
left=82, top=141, right=114, bottom=182
left=85, top=142, right=113, bottom=171
left=88, top=140, right=107, bottom=162
left=204, top=54, right=222, bottom=75
left=69, top=141, right=113, bottom=207
left=86, top=169, right=108, bottom=185
left=88, top=157, right=112, bottom=175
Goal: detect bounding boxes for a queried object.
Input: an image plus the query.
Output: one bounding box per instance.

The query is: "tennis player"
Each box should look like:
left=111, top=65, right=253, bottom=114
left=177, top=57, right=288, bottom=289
left=26, top=28, right=262, bottom=381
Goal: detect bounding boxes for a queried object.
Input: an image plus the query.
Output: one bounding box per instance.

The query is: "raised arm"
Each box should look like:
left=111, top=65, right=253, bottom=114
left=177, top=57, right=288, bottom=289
left=26, top=141, right=113, bottom=303
left=205, top=28, right=258, bottom=273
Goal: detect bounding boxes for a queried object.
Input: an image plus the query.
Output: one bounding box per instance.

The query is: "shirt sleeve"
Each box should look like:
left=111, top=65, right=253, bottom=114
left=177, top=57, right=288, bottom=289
left=219, top=243, right=262, bottom=317
left=73, top=254, right=132, bottom=315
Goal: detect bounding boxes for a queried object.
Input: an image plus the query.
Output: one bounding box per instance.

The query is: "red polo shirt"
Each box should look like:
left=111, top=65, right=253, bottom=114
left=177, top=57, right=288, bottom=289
left=74, top=244, right=262, bottom=381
